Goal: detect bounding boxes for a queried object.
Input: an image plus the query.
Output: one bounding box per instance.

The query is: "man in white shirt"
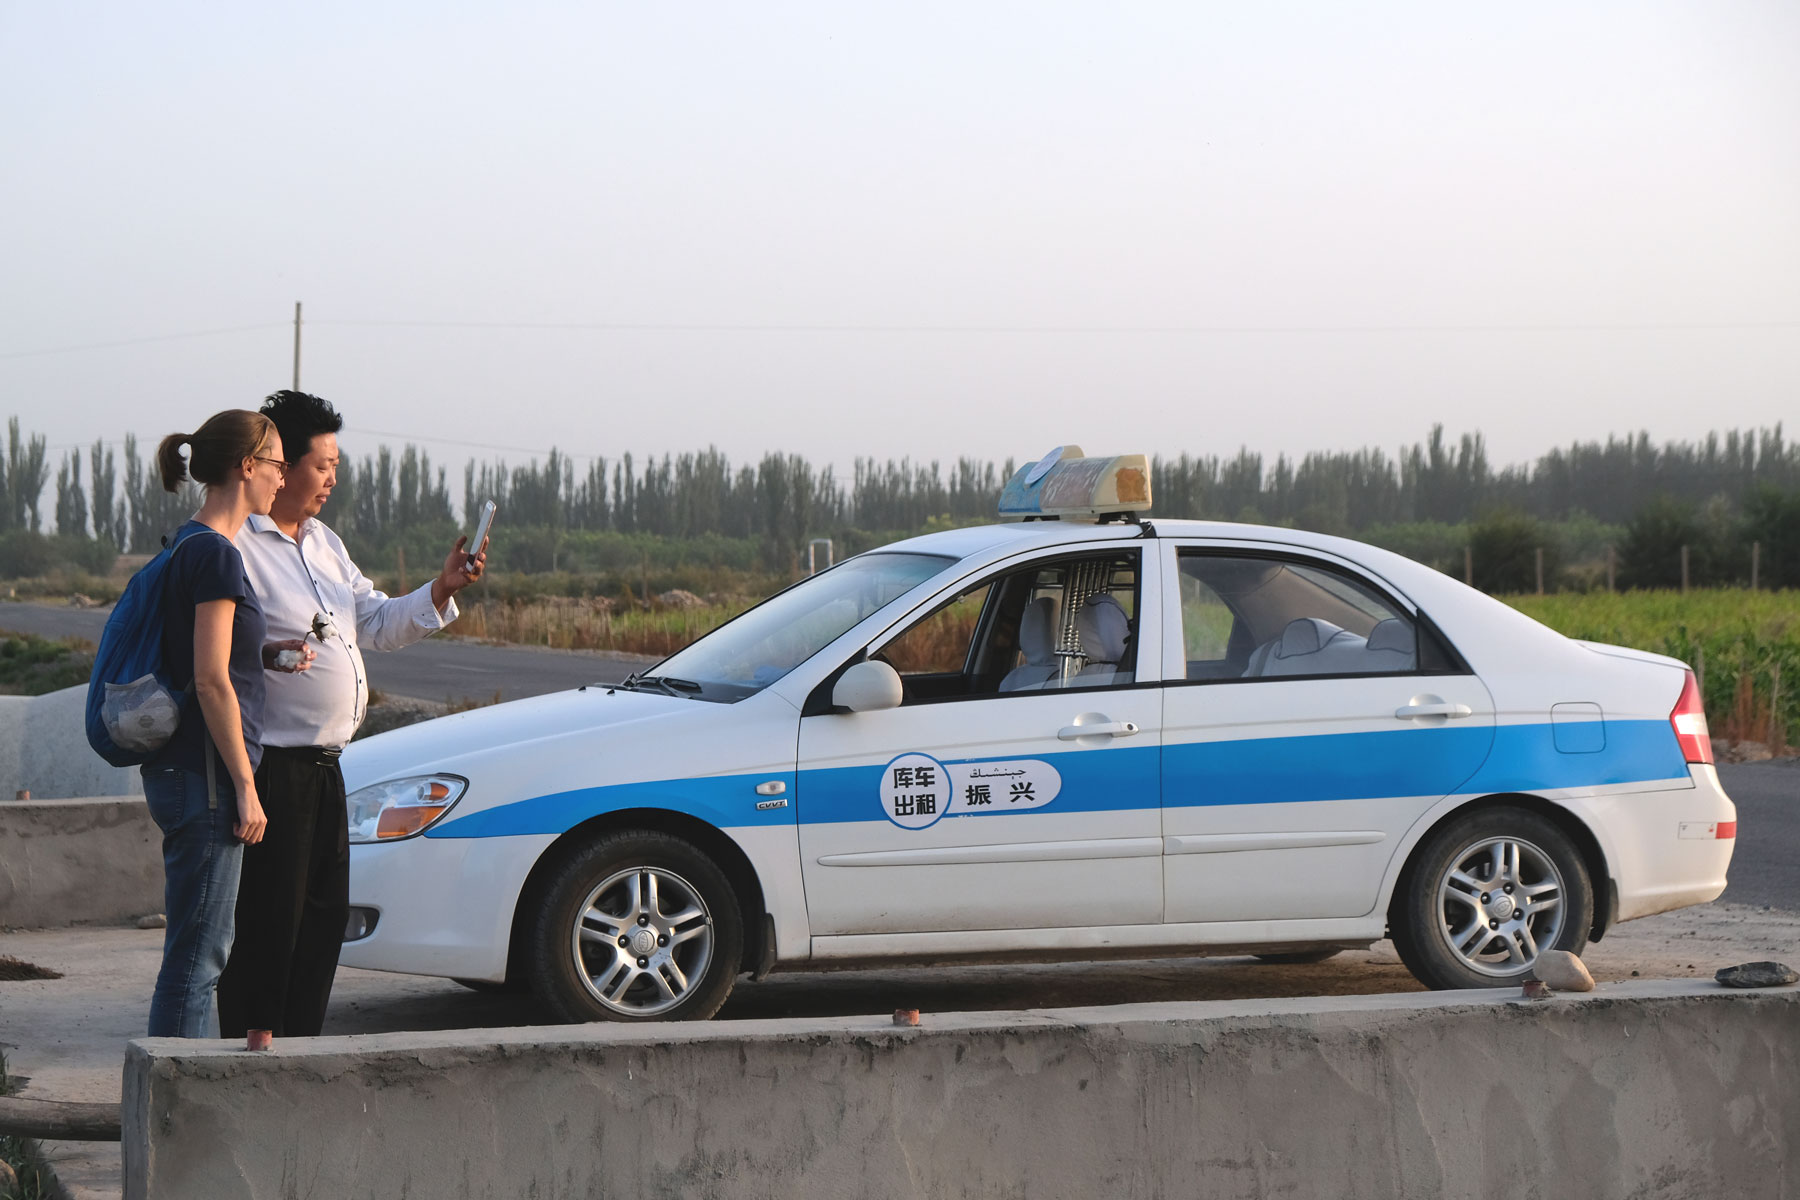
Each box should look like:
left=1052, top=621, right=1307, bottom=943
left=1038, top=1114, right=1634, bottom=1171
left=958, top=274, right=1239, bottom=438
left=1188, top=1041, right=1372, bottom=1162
left=218, top=391, right=488, bottom=1039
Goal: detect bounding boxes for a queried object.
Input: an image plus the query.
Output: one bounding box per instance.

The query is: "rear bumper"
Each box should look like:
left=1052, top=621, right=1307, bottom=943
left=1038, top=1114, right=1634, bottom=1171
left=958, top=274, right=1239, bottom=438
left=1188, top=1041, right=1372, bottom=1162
left=1565, top=765, right=1736, bottom=924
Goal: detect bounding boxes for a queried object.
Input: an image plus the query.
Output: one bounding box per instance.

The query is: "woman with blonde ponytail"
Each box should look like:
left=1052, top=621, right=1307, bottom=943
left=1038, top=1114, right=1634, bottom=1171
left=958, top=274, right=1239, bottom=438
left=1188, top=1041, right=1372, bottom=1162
left=142, top=408, right=312, bottom=1037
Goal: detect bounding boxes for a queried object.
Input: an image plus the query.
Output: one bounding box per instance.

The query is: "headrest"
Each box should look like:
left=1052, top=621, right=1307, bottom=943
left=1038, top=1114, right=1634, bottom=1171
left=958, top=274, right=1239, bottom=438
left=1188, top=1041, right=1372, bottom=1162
left=1276, top=617, right=1344, bottom=659
left=1077, top=594, right=1130, bottom=664
left=1366, top=618, right=1413, bottom=654
left=1018, top=596, right=1057, bottom=665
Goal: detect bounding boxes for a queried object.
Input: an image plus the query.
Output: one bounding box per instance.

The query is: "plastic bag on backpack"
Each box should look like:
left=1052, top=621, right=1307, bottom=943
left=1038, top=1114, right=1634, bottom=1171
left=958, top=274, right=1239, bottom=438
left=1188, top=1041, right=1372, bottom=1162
left=101, top=673, right=182, bottom=753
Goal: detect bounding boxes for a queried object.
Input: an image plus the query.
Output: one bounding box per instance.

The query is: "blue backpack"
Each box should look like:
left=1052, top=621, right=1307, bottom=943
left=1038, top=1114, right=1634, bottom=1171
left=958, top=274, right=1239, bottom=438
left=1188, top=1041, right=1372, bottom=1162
left=85, top=526, right=208, bottom=767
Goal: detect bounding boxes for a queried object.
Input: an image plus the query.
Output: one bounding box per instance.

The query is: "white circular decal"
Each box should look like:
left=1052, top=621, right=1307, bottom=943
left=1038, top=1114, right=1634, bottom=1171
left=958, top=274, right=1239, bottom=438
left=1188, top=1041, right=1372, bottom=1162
left=879, top=753, right=950, bottom=830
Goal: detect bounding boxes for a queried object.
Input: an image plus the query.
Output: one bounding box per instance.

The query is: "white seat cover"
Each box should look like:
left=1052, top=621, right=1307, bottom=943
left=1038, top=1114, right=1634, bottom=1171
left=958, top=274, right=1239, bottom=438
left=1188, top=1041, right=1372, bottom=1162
left=1073, top=593, right=1133, bottom=686
left=1363, top=617, right=1417, bottom=672
left=1244, top=617, right=1371, bottom=678
left=999, top=596, right=1060, bottom=692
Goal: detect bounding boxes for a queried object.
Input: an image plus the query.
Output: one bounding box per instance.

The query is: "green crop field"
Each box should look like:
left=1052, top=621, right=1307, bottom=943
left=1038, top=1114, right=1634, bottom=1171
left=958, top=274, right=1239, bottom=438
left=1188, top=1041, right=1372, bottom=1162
left=1504, top=589, right=1799, bottom=751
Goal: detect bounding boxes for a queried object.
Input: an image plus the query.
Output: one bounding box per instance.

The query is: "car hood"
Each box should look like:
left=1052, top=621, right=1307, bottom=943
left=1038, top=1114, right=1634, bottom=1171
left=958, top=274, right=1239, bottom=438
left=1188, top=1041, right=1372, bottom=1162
left=342, top=686, right=699, bottom=791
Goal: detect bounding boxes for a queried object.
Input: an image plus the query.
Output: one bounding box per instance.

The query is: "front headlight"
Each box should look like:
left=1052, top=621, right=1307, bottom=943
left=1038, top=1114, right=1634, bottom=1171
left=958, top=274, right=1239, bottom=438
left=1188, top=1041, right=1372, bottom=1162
left=346, top=775, right=468, bottom=843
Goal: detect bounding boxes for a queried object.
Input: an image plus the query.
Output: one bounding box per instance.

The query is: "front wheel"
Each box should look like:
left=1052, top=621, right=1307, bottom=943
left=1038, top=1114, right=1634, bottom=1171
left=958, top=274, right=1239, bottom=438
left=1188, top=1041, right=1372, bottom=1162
left=1390, top=806, right=1594, bottom=991
left=527, top=831, right=744, bottom=1022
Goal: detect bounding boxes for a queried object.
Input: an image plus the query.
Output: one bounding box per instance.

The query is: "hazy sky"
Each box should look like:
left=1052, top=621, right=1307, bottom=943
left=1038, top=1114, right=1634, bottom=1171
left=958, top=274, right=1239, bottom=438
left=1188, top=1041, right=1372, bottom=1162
left=4, top=3, right=1797, bottom=482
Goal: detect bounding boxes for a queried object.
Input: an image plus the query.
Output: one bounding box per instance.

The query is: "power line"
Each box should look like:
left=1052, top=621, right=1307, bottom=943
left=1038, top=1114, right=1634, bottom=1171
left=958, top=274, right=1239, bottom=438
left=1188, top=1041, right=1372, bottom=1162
left=313, top=318, right=1800, bottom=334
left=7, top=316, right=1800, bottom=361
left=0, top=323, right=288, bottom=360
left=349, top=427, right=600, bottom=462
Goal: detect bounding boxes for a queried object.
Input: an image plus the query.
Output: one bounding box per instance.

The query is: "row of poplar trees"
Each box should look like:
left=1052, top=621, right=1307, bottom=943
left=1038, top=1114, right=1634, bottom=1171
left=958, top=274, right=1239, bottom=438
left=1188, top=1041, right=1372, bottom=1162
left=21, top=420, right=1800, bottom=585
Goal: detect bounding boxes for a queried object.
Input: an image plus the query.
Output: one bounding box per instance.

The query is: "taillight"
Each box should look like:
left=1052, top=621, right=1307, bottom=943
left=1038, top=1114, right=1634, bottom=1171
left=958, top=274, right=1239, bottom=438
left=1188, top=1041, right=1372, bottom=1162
left=1670, top=670, right=1713, bottom=765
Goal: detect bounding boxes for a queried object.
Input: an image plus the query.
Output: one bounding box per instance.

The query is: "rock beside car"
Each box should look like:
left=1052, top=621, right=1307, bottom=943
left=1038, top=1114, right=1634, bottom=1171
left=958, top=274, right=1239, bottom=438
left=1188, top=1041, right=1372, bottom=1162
left=1532, top=950, right=1594, bottom=992
left=1714, top=961, right=1798, bottom=988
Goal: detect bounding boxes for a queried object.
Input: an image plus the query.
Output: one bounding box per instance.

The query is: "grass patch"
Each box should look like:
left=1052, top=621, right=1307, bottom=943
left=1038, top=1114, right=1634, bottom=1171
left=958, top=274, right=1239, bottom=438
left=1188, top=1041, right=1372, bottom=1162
left=449, top=598, right=738, bottom=658
left=0, top=1050, right=55, bottom=1200
left=0, top=630, right=94, bottom=696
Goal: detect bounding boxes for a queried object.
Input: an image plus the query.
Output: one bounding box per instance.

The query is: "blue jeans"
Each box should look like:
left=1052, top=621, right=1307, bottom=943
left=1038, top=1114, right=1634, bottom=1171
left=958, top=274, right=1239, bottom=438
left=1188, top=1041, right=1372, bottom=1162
left=142, top=765, right=243, bottom=1038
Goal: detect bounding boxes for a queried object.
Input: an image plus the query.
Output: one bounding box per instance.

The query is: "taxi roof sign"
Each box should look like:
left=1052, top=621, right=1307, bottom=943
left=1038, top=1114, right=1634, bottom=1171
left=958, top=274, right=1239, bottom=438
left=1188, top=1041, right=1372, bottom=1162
left=998, top=446, right=1152, bottom=521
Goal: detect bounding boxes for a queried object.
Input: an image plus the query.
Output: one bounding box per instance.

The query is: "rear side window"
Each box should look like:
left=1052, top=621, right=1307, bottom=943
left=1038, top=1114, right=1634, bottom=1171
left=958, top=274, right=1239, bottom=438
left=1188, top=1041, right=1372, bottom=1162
left=1176, top=552, right=1426, bottom=682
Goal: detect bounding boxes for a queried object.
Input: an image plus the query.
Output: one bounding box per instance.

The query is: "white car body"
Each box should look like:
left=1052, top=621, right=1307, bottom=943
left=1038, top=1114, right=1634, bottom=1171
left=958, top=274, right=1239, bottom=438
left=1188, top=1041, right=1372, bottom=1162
left=340, top=519, right=1735, bottom=997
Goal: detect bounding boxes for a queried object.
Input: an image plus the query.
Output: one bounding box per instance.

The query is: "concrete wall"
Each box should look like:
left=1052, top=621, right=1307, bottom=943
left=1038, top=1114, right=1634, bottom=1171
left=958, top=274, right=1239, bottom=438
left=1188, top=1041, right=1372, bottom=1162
left=0, top=685, right=145, bottom=800
left=0, top=686, right=161, bottom=928
left=0, top=798, right=162, bottom=928
left=123, top=981, right=1799, bottom=1200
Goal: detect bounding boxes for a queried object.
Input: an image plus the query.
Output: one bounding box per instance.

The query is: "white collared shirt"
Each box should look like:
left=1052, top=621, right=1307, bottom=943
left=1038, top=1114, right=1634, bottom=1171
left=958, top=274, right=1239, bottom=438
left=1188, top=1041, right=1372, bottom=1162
left=236, top=514, right=457, bottom=749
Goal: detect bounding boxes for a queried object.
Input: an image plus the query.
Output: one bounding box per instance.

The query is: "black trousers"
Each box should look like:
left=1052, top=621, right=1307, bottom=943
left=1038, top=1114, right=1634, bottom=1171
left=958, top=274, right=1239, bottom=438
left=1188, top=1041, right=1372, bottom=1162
left=217, top=746, right=349, bottom=1038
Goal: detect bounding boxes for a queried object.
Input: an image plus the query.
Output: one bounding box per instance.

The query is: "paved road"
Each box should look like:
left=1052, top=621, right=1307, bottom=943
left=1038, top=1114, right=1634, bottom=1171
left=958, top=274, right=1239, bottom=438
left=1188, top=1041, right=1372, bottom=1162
left=7, top=601, right=1794, bottom=903
left=0, top=600, right=651, bottom=702
left=1716, top=760, right=1800, bottom=910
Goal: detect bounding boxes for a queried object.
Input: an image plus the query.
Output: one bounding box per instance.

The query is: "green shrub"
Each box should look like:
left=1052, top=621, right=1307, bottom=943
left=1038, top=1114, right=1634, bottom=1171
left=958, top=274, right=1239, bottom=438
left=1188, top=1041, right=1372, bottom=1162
left=1469, top=510, right=1559, bottom=594
left=0, top=630, right=93, bottom=695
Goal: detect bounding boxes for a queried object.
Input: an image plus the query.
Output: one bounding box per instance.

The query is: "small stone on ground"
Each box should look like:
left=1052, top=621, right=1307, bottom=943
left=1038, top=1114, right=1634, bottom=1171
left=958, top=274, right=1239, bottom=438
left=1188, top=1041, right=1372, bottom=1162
left=1534, top=949, right=1595, bottom=992
left=1714, top=961, right=1798, bottom=988
left=135, top=913, right=166, bottom=930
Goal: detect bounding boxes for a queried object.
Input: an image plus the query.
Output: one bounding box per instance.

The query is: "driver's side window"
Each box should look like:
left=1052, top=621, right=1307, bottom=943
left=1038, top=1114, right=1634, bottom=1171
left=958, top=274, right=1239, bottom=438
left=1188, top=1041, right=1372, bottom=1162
left=877, top=550, right=1141, bottom=704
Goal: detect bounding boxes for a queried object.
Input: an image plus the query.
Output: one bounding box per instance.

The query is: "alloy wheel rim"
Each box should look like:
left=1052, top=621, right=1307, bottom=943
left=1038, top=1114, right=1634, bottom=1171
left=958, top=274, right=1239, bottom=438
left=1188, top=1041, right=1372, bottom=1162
left=571, top=865, right=715, bottom=1016
left=1434, top=835, right=1566, bottom=978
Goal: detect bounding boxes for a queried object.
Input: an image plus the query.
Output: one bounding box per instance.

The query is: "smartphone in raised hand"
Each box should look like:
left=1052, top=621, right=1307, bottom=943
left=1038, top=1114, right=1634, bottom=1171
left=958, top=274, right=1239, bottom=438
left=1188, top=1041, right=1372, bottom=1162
left=468, top=500, right=497, bottom=567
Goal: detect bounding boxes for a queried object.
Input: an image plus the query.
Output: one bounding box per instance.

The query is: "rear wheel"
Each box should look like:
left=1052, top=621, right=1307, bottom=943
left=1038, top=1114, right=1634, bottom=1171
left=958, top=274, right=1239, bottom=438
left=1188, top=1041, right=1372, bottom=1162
left=527, top=831, right=744, bottom=1022
left=1391, top=806, right=1593, bottom=990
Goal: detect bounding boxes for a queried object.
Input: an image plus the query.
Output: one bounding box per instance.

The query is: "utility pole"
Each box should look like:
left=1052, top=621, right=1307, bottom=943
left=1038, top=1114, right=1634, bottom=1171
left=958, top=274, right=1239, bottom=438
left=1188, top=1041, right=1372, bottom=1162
left=293, top=302, right=303, bottom=391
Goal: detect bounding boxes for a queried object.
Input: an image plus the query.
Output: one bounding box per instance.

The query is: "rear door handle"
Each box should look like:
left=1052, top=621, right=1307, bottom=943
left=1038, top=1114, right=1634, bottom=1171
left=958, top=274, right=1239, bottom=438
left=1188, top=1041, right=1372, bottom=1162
left=1058, top=721, right=1140, bottom=740
left=1395, top=703, right=1473, bottom=719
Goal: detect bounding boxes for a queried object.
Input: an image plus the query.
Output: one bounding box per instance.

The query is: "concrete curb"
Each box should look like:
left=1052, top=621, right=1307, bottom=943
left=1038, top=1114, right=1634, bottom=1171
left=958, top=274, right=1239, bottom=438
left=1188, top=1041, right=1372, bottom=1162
left=123, top=980, right=1800, bottom=1199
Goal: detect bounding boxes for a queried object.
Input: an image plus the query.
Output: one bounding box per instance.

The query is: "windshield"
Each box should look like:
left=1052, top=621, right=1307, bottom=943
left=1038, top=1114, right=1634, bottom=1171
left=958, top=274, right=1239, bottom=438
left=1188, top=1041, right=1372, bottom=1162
left=650, top=552, right=954, bottom=701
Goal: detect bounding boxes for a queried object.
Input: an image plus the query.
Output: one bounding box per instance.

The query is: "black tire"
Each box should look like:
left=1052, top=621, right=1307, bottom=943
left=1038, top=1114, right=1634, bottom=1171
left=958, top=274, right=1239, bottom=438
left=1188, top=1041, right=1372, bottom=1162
left=526, top=830, right=744, bottom=1023
left=1253, top=948, right=1343, bottom=965
left=1391, top=805, right=1594, bottom=991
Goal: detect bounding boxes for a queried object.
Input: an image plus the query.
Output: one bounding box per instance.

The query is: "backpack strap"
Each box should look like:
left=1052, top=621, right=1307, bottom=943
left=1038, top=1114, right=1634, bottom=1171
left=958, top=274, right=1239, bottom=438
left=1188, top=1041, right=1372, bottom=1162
left=203, top=725, right=219, bottom=812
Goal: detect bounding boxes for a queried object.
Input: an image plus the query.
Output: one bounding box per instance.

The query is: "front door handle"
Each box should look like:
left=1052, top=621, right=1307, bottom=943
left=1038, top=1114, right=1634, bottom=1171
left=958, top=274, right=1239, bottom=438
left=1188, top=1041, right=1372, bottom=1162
left=1395, top=702, right=1473, bottom=719
left=1058, top=720, right=1140, bottom=740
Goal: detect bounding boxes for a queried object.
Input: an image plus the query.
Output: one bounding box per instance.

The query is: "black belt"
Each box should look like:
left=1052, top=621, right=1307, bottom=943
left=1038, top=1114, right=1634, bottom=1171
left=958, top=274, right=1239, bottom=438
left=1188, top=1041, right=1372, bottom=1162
left=266, top=744, right=344, bottom=765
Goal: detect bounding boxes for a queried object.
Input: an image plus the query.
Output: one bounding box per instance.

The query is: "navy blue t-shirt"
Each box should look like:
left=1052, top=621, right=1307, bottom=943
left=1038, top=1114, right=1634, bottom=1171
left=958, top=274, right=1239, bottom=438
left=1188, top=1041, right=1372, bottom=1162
left=146, top=521, right=267, bottom=784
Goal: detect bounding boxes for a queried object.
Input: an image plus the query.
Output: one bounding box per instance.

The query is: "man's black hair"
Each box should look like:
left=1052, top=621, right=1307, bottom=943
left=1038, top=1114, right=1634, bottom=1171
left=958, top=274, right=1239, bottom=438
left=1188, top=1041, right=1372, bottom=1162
left=260, top=390, right=344, bottom=464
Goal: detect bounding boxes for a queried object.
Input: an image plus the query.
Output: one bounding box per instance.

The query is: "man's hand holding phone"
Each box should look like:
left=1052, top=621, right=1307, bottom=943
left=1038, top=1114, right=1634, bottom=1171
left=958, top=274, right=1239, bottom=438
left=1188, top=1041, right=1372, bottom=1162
left=432, top=534, right=487, bottom=610
left=430, top=500, right=493, bottom=613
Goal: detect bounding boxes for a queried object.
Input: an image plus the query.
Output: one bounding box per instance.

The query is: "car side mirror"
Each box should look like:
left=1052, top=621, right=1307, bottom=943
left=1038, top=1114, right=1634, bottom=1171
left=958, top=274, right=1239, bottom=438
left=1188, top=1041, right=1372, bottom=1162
left=832, top=660, right=903, bottom=713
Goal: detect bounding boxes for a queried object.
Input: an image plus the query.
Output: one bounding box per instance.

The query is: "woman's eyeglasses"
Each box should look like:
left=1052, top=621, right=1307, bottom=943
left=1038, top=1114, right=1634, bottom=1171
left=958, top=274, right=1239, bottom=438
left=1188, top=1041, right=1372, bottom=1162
left=253, top=456, right=290, bottom=478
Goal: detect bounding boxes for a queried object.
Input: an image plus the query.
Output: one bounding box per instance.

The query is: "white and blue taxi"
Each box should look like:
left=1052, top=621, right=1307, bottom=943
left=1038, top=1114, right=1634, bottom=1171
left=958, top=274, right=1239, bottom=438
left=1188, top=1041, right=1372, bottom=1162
left=339, top=447, right=1736, bottom=1021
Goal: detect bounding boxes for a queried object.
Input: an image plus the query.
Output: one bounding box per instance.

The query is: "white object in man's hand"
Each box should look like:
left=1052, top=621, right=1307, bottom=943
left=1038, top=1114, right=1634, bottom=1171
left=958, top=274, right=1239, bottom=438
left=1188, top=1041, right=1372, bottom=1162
left=265, top=640, right=318, bottom=673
